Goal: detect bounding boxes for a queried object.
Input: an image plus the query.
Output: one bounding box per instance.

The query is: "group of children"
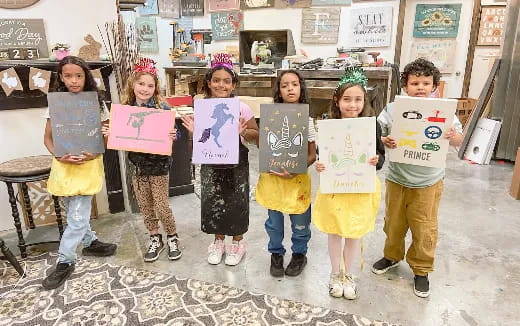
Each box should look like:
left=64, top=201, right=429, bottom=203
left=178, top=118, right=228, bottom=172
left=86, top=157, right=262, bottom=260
left=41, top=55, right=463, bottom=301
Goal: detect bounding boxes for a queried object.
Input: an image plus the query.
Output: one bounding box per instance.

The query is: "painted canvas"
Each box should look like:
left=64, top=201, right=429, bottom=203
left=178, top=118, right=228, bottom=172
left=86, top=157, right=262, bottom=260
left=389, top=96, right=456, bottom=168
left=139, top=0, right=159, bottom=15
left=410, top=39, right=456, bottom=73
left=158, top=0, right=180, bottom=18
left=136, top=17, right=159, bottom=53
left=192, top=98, right=240, bottom=165
left=208, top=0, right=240, bottom=12
left=47, top=92, right=105, bottom=157
left=317, top=117, right=376, bottom=194
left=259, top=104, right=309, bottom=174
left=311, top=0, right=351, bottom=5
left=240, top=0, right=274, bottom=10
left=275, top=0, right=311, bottom=9
left=413, top=4, right=461, bottom=38
left=477, top=5, right=506, bottom=46
left=301, top=8, right=341, bottom=44
left=349, top=6, right=393, bottom=48
left=180, top=0, right=204, bottom=16
left=211, top=12, right=243, bottom=40
left=107, top=104, right=175, bottom=155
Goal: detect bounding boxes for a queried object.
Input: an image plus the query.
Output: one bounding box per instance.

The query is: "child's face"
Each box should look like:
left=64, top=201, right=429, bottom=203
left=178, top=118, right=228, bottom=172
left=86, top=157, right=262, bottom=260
left=279, top=73, right=301, bottom=103
left=337, top=85, right=365, bottom=118
left=60, top=64, right=85, bottom=93
left=404, top=74, right=435, bottom=97
left=133, top=74, right=156, bottom=104
left=208, top=69, right=235, bottom=98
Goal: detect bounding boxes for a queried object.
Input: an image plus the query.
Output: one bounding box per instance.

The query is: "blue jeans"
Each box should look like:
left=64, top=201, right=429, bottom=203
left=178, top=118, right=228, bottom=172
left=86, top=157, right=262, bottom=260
left=264, top=206, right=311, bottom=255
left=58, top=195, right=97, bottom=264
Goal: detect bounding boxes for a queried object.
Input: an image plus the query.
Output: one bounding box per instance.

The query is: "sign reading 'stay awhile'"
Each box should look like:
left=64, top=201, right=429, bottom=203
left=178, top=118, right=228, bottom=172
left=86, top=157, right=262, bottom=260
left=107, top=104, right=175, bottom=156
left=192, top=98, right=240, bottom=165
left=389, top=96, right=456, bottom=168
left=318, top=117, right=376, bottom=194
left=47, top=92, right=105, bottom=157
left=259, top=104, right=309, bottom=174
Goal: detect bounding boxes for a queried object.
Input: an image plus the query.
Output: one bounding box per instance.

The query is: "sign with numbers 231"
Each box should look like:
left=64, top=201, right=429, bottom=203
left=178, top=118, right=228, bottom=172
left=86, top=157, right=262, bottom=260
left=0, top=19, right=49, bottom=57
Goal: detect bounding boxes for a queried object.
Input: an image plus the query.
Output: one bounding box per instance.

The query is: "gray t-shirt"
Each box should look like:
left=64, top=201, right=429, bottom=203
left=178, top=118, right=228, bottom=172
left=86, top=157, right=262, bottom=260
left=377, top=102, right=463, bottom=188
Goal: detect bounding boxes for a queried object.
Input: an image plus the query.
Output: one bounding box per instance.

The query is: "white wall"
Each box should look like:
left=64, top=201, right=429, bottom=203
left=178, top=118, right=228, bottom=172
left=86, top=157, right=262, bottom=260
left=0, top=0, right=117, bottom=231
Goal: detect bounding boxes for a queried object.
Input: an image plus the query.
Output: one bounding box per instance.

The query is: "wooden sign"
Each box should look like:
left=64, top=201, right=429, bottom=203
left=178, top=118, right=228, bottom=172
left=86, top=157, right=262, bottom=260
left=413, top=4, right=461, bottom=38
left=240, top=0, right=274, bottom=10
left=275, top=0, right=311, bottom=9
left=29, top=67, right=51, bottom=93
left=208, top=0, right=240, bottom=12
left=47, top=92, right=105, bottom=157
left=108, top=104, right=175, bottom=155
left=389, top=96, right=456, bottom=168
left=0, top=19, right=49, bottom=58
left=349, top=6, right=393, bottom=48
left=259, top=104, right=309, bottom=174
left=180, top=0, right=204, bottom=16
left=301, top=8, right=340, bottom=44
left=139, top=0, right=159, bottom=15
left=317, top=117, right=376, bottom=193
left=192, top=98, right=240, bottom=165
left=211, top=12, right=243, bottom=40
left=158, top=0, right=180, bottom=18
left=311, top=0, right=350, bottom=5
left=0, top=67, right=22, bottom=96
left=410, top=39, right=456, bottom=73
left=136, top=17, right=159, bottom=53
left=0, top=0, right=40, bottom=9
left=477, top=5, right=506, bottom=46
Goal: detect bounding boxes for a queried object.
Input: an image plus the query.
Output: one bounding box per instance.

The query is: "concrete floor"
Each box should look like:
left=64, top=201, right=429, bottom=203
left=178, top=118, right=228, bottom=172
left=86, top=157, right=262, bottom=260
left=2, top=146, right=519, bottom=325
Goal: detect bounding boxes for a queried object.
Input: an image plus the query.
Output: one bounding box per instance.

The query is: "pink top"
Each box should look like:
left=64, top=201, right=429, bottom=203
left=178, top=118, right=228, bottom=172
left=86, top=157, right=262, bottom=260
left=240, top=101, right=254, bottom=144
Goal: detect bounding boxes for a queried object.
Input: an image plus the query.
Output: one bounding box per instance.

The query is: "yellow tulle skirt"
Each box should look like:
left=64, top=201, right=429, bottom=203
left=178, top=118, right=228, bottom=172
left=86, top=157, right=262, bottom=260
left=312, top=177, right=381, bottom=239
left=255, top=172, right=311, bottom=214
left=47, top=156, right=104, bottom=197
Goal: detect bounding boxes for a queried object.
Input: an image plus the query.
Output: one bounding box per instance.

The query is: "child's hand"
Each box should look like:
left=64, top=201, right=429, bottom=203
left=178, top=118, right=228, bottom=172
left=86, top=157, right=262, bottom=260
left=181, top=115, right=194, bottom=135
left=444, top=126, right=463, bottom=147
left=444, top=127, right=457, bottom=140
left=368, top=155, right=379, bottom=166
left=57, top=154, right=85, bottom=165
left=315, top=161, right=326, bottom=172
left=101, top=123, right=110, bottom=138
left=239, top=117, right=248, bottom=136
left=269, top=167, right=295, bottom=179
left=169, top=127, right=177, bottom=141
left=382, top=136, right=397, bottom=148
left=81, top=151, right=99, bottom=161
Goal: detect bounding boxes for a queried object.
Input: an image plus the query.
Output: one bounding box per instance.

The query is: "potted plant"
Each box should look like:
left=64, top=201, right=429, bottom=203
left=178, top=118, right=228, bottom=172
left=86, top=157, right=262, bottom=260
left=52, top=43, right=71, bottom=61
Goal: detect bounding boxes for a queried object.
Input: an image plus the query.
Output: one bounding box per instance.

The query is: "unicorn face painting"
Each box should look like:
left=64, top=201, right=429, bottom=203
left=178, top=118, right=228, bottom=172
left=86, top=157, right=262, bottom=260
left=259, top=103, right=309, bottom=174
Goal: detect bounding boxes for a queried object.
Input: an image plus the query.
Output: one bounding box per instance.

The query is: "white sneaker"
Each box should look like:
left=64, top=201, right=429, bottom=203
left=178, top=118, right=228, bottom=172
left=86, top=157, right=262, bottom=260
left=207, top=239, right=225, bottom=265
left=343, top=273, right=357, bottom=300
left=329, top=272, right=343, bottom=298
left=224, top=240, right=247, bottom=266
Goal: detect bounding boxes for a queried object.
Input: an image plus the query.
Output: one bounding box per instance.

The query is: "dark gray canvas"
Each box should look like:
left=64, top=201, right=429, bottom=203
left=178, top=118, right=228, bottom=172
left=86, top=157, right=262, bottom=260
left=259, top=103, right=309, bottom=174
left=47, top=92, right=105, bottom=157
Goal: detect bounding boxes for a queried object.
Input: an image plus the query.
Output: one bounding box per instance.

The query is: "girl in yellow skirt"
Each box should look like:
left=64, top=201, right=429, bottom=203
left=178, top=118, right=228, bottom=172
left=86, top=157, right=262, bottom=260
left=313, top=67, right=385, bottom=299
left=42, top=56, right=117, bottom=290
left=255, top=70, right=317, bottom=277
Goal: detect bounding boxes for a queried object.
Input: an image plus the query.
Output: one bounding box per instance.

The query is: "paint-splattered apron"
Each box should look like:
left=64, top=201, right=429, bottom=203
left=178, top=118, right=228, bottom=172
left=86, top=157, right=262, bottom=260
left=200, top=144, right=249, bottom=236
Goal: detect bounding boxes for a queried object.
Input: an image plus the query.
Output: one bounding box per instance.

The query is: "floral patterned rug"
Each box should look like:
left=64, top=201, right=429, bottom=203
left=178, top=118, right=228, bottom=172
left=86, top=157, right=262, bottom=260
left=0, top=253, right=396, bottom=326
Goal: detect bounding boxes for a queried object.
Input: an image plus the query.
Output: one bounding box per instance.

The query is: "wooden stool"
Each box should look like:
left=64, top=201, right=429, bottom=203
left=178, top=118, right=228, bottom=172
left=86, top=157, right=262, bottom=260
left=0, top=155, right=64, bottom=258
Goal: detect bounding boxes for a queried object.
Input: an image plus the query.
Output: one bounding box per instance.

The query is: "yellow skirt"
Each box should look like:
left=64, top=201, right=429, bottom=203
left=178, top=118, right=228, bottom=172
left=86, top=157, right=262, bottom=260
left=47, top=156, right=104, bottom=197
left=255, top=172, right=311, bottom=214
left=313, top=177, right=381, bottom=239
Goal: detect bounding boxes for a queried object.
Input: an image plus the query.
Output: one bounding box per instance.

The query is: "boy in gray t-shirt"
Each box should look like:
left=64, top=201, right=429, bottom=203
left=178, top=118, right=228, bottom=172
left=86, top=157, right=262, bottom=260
left=371, top=58, right=463, bottom=298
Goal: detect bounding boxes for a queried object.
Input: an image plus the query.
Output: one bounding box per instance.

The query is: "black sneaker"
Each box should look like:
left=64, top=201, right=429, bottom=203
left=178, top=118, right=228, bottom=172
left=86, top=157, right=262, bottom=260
left=270, top=253, right=284, bottom=277
left=42, top=262, right=75, bottom=290
left=144, top=234, right=164, bottom=262
left=285, top=253, right=307, bottom=276
left=414, top=275, right=430, bottom=298
left=167, top=235, right=182, bottom=260
left=82, top=239, right=117, bottom=257
left=372, top=257, right=399, bottom=275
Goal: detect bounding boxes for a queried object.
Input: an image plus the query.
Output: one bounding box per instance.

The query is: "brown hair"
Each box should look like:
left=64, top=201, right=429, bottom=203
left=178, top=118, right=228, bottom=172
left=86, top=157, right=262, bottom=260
left=203, top=66, right=238, bottom=98
left=329, top=83, right=374, bottom=119
left=122, top=71, right=164, bottom=107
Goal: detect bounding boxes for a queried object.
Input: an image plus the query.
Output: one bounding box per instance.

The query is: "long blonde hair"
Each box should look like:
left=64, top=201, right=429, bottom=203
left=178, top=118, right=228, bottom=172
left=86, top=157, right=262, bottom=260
left=122, top=71, right=164, bottom=107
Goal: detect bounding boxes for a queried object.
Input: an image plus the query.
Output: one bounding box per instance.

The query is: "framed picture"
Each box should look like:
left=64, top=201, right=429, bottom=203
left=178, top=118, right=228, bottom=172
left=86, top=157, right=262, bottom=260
left=208, top=0, right=240, bottom=12
left=136, top=17, right=159, bottom=53
left=211, top=12, right=243, bottom=40
left=348, top=6, right=393, bottom=48
left=0, top=19, right=49, bottom=57
left=410, top=39, right=456, bottom=73
left=301, top=8, right=340, bottom=44
left=139, top=0, right=159, bottom=15
left=413, top=4, right=462, bottom=38
left=180, top=0, right=204, bottom=16
left=477, top=5, right=506, bottom=46
left=240, top=0, right=274, bottom=10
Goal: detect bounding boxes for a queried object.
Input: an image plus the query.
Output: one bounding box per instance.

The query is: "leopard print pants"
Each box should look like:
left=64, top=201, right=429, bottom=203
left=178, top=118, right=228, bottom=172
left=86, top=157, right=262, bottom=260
left=132, top=174, right=177, bottom=235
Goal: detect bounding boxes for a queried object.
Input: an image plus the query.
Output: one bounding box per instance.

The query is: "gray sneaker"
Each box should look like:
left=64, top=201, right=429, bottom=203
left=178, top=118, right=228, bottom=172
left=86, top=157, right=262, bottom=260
left=372, top=257, right=399, bottom=274
left=144, top=234, right=164, bottom=262
left=167, top=235, right=182, bottom=260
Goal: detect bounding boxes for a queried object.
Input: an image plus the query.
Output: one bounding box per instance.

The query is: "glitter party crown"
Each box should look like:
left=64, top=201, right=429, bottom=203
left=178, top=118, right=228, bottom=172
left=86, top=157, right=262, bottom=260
left=337, top=66, right=368, bottom=89
left=211, top=53, right=233, bottom=70
left=134, top=57, right=158, bottom=76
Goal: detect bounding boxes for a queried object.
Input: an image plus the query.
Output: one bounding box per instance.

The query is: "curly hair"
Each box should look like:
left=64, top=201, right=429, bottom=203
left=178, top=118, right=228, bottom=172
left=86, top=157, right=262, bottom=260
left=203, top=66, right=239, bottom=98
left=330, top=83, right=374, bottom=119
left=122, top=71, right=165, bottom=108
left=400, top=58, right=441, bottom=88
left=273, top=70, right=309, bottom=104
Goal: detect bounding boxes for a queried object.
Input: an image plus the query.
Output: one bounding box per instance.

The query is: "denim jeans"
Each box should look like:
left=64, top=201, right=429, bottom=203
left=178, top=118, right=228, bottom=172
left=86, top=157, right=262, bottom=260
left=264, top=206, right=311, bottom=255
left=58, top=195, right=97, bottom=264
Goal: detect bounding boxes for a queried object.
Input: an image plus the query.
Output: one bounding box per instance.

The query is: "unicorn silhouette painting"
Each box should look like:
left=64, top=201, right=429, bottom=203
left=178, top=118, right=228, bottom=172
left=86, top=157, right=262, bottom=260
left=198, top=103, right=235, bottom=148
left=267, top=116, right=303, bottom=157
